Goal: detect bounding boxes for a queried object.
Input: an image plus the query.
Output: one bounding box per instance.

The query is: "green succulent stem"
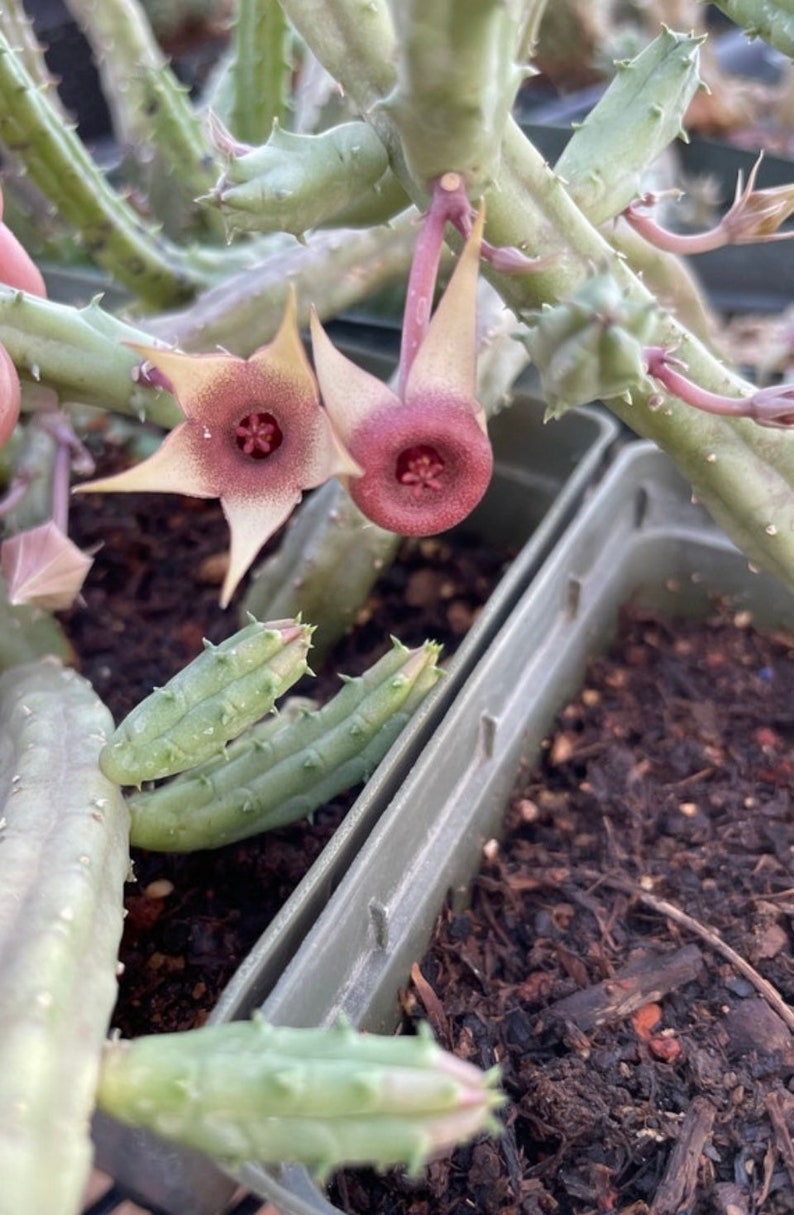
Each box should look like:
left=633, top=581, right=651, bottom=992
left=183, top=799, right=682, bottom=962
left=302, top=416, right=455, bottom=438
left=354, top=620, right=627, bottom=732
left=554, top=27, right=705, bottom=224
left=277, top=0, right=397, bottom=113
left=63, top=0, right=224, bottom=241
left=96, top=1018, right=503, bottom=1175
left=0, top=32, right=201, bottom=307
left=228, top=0, right=291, bottom=144
left=213, top=122, right=390, bottom=238
left=0, top=660, right=130, bottom=1215
left=143, top=215, right=419, bottom=355
left=100, top=618, right=313, bottom=786
left=0, top=0, right=69, bottom=106
left=127, top=640, right=442, bottom=851
left=385, top=0, right=526, bottom=192
left=0, top=288, right=181, bottom=426
left=485, top=119, right=794, bottom=592
left=706, top=0, right=794, bottom=57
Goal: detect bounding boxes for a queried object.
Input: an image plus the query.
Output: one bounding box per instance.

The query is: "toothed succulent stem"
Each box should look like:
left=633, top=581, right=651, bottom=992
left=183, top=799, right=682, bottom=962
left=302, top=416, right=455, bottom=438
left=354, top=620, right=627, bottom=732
left=0, top=288, right=181, bottom=427
left=708, top=0, right=794, bottom=58
left=127, top=640, right=442, bottom=851
left=143, top=216, right=418, bottom=355
left=100, top=618, right=313, bottom=786
left=0, top=0, right=69, bottom=108
left=278, top=0, right=397, bottom=114
left=211, top=122, right=391, bottom=238
left=96, top=1018, right=503, bottom=1174
left=0, top=659, right=130, bottom=1215
left=228, top=0, right=291, bottom=144
left=0, top=32, right=202, bottom=306
left=63, top=0, right=225, bottom=241
left=554, top=28, right=705, bottom=224
left=385, top=0, right=525, bottom=191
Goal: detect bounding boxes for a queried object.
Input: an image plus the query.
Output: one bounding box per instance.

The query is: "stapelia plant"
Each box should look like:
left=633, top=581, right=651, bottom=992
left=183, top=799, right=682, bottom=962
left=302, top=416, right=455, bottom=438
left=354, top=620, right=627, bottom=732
left=1, top=1, right=794, bottom=1212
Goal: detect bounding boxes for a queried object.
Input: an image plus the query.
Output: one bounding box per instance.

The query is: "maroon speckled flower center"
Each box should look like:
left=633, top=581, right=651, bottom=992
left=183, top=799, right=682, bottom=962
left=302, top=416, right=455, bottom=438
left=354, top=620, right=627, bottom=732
left=235, top=411, right=283, bottom=459
left=395, top=444, right=446, bottom=496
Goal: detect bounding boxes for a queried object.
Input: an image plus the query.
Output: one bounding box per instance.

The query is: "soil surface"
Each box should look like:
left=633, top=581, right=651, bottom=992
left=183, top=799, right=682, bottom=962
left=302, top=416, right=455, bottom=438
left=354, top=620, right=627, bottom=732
left=329, top=605, right=794, bottom=1215
left=62, top=439, right=513, bottom=1037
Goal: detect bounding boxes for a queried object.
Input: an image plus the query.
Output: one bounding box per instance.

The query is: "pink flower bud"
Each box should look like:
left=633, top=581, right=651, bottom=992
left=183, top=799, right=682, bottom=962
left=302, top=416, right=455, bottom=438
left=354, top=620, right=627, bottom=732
left=0, top=188, right=47, bottom=297
left=1, top=520, right=93, bottom=611
left=0, top=343, right=21, bottom=450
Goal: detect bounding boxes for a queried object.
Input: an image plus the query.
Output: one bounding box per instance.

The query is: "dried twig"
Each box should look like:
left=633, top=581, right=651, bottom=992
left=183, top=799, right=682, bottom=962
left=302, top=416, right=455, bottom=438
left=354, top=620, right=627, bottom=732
left=765, top=1090, right=794, bottom=1192
left=648, top=1096, right=716, bottom=1215
left=539, top=945, right=703, bottom=1033
left=579, top=870, right=794, bottom=1035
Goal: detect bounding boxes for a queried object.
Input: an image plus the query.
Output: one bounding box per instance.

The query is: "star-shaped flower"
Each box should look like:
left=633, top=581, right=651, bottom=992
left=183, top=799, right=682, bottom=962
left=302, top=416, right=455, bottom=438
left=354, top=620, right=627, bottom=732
left=310, top=210, right=493, bottom=536
left=77, top=294, right=360, bottom=606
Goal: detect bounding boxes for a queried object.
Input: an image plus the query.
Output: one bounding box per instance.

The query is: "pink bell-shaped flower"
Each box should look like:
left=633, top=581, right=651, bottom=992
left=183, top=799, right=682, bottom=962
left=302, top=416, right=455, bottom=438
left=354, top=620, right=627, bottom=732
left=0, top=344, right=21, bottom=451
left=0, top=187, right=47, bottom=298
left=0, top=186, right=47, bottom=449
left=310, top=212, right=492, bottom=536
left=76, top=293, right=360, bottom=606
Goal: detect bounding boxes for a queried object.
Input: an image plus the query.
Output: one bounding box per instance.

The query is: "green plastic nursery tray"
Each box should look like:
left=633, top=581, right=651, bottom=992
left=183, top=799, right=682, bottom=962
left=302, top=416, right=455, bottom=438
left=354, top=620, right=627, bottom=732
left=239, top=442, right=794, bottom=1215
left=92, top=394, right=617, bottom=1215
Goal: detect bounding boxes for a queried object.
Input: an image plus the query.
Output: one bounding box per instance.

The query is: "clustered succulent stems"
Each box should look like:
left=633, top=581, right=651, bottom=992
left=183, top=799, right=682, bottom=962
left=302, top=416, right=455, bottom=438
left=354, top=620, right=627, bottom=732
left=2, top=1, right=794, bottom=1211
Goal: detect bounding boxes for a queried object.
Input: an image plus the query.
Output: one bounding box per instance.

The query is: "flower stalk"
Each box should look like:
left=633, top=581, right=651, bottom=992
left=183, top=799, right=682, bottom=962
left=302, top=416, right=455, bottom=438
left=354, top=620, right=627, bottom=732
left=624, top=157, right=794, bottom=254
left=645, top=346, right=794, bottom=428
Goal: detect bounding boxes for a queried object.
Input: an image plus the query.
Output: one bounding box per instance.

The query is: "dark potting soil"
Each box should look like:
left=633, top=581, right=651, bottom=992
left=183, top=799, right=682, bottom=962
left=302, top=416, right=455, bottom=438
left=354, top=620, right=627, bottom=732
left=329, top=606, right=794, bottom=1215
left=61, top=441, right=514, bottom=1037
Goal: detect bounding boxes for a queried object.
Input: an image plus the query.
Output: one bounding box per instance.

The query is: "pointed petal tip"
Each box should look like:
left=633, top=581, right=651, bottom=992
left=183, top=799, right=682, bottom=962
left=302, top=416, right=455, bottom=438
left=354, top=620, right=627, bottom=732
left=310, top=319, right=400, bottom=443
left=1, top=521, right=93, bottom=611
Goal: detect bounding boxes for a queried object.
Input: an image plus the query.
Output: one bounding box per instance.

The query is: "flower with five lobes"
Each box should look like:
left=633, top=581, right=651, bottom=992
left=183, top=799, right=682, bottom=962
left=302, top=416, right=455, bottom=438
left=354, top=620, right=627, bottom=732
left=77, top=293, right=361, bottom=606
left=310, top=209, right=493, bottom=536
